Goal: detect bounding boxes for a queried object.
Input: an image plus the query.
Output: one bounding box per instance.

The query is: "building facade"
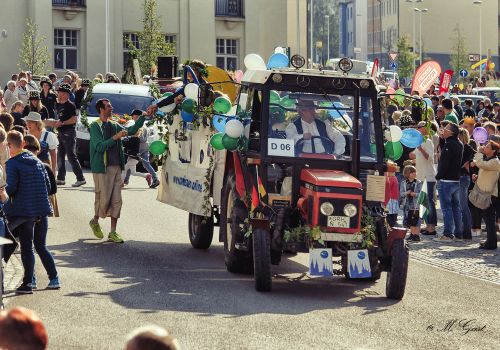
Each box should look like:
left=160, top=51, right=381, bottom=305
left=0, top=0, right=308, bottom=83
left=346, top=0, right=499, bottom=71
left=339, top=0, right=368, bottom=60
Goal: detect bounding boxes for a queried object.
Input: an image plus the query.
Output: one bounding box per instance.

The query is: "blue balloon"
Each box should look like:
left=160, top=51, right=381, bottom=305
left=212, top=115, right=227, bottom=133
left=423, top=98, right=432, bottom=108
left=181, top=110, right=194, bottom=122
left=328, top=102, right=347, bottom=119
left=400, top=128, right=424, bottom=148
left=267, top=53, right=289, bottom=69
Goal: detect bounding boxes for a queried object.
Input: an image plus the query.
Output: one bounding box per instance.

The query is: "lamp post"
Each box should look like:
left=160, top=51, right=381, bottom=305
left=357, top=13, right=363, bottom=60
left=473, top=0, right=483, bottom=78
left=310, top=0, right=314, bottom=68
left=414, top=7, right=428, bottom=67
left=324, top=14, right=330, bottom=63
left=406, top=0, right=423, bottom=72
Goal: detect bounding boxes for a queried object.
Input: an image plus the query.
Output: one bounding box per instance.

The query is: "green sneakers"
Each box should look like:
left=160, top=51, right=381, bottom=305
left=108, top=231, right=124, bottom=243
left=89, top=220, right=104, bottom=239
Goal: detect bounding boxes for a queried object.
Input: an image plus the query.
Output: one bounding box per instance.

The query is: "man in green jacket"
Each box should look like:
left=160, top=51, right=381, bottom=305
left=88, top=98, right=146, bottom=243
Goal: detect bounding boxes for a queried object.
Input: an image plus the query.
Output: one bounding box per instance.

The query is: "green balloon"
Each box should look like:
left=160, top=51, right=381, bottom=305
left=210, top=133, right=225, bottom=150
left=270, top=90, right=280, bottom=103
left=162, top=92, right=173, bottom=98
left=181, top=98, right=197, bottom=114
left=280, top=96, right=296, bottom=109
left=384, top=141, right=403, bottom=161
left=149, top=140, right=167, bottom=156
left=222, top=134, right=239, bottom=151
left=394, top=89, right=405, bottom=105
left=213, top=96, right=232, bottom=114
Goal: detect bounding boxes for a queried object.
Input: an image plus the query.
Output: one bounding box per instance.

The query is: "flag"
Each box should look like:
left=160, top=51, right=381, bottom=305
left=417, top=179, right=429, bottom=220
left=371, top=58, right=379, bottom=78
left=411, top=61, right=442, bottom=96
left=438, top=70, right=454, bottom=95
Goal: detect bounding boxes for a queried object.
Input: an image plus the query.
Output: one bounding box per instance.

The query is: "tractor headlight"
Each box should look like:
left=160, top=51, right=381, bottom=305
left=343, top=203, right=357, bottom=217
left=320, top=202, right=334, bottom=216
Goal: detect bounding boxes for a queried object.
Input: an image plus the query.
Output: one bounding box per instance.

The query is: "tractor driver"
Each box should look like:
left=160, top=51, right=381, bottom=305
left=285, top=99, right=346, bottom=155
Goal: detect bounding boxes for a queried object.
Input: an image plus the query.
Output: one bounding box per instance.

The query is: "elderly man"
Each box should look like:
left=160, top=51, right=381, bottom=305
left=285, top=99, right=346, bottom=155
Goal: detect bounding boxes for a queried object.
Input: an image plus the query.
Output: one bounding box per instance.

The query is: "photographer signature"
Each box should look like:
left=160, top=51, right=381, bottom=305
left=427, top=319, right=486, bottom=335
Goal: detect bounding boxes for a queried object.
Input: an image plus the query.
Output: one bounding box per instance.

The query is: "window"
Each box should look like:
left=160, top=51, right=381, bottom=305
left=123, top=33, right=140, bottom=71
left=216, top=38, right=239, bottom=71
left=54, top=29, right=78, bottom=70
left=165, top=34, right=177, bottom=54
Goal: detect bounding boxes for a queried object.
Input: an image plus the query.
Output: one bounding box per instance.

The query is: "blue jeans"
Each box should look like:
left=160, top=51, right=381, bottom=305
left=459, top=175, right=472, bottom=238
left=34, top=216, right=58, bottom=280
left=438, top=181, right=463, bottom=238
left=140, top=151, right=158, bottom=182
left=426, top=181, right=437, bottom=226
left=8, top=216, right=37, bottom=286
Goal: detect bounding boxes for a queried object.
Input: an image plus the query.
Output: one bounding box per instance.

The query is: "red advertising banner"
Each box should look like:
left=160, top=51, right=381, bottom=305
left=371, top=58, right=379, bottom=78
left=410, top=61, right=442, bottom=96
left=438, top=69, right=454, bottom=95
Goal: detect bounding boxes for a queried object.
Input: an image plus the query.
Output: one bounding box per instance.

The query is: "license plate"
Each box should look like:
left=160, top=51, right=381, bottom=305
left=327, top=216, right=350, bottom=228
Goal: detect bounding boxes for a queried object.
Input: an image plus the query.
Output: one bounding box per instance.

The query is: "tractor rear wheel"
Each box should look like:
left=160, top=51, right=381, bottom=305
left=386, top=239, right=409, bottom=300
left=220, top=173, right=253, bottom=274
left=253, top=228, right=272, bottom=292
left=188, top=213, right=214, bottom=249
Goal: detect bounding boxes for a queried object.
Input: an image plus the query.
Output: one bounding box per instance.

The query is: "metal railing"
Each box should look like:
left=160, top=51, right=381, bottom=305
left=52, top=0, right=86, bottom=7
left=215, top=0, right=244, bottom=18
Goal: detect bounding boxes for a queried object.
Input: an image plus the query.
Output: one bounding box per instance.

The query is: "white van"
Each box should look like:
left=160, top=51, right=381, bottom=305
left=76, top=83, right=156, bottom=164
left=326, top=58, right=371, bottom=75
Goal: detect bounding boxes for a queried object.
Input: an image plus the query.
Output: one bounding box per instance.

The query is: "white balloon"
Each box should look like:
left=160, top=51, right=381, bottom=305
left=238, top=93, right=248, bottom=109
left=384, top=129, right=392, bottom=142
left=389, top=125, right=403, bottom=142
left=244, top=54, right=267, bottom=70
left=225, top=119, right=244, bottom=138
left=184, top=83, right=199, bottom=100
left=160, top=103, right=176, bottom=113
left=228, top=105, right=238, bottom=116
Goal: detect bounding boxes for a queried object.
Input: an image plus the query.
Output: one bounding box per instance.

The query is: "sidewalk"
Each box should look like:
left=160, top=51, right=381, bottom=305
left=1, top=252, right=23, bottom=307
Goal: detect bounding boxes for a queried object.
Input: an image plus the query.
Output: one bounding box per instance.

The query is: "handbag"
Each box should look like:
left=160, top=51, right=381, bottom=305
left=468, top=184, right=492, bottom=210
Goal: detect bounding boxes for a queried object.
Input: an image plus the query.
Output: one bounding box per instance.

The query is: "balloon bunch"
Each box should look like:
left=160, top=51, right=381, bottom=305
left=210, top=117, right=246, bottom=151
left=384, top=125, right=424, bottom=160
left=473, top=127, right=488, bottom=144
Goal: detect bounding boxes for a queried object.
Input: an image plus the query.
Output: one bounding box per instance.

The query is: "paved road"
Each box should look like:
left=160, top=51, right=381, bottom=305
left=3, top=170, right=500, bottom=350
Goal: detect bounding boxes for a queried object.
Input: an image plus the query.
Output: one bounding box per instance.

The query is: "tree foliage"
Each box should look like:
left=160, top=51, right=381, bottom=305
left=396, top=35, right=414, bottom=79
left=449, top=24, right=468, bottom=79
left=18, top=18, right=50, bottom=75
left=312, top=0, right=339, bottom=64
left=128, top=0, right=175, bottom=76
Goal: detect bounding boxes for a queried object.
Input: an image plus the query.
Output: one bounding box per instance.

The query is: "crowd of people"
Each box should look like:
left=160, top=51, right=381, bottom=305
left=0, top=307, right=180, bottom=350
left=382, top=81, right=500, bottom=250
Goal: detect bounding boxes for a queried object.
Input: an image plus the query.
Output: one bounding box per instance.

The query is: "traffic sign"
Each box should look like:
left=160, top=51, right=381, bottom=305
left=388, top=52, right=398, bottom=62
left=390, top=62, right=398, bottom=70
left=468, top=54, right=480, bottom=62
left=459, top=69, right=468, bottom=78
left=354, top=47, right=362, bottom=54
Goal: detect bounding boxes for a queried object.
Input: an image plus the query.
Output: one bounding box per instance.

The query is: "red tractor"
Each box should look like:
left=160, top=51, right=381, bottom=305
left=187, top=58, right=409, bottom=299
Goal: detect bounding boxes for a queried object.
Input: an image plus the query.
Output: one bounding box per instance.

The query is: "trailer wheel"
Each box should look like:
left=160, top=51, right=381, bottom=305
left=253, top=228, right=272, bottom=292
left=386, top=239, right=409, bottom=300
left=220, top=173, right=253, bottom=274
left=188, top=213, right=214, bottom=249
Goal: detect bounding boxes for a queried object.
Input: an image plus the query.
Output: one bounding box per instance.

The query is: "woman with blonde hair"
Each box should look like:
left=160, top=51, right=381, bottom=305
left=10, top=100, right=26, bottom=127
left=23, top=91, right=49, bottom=120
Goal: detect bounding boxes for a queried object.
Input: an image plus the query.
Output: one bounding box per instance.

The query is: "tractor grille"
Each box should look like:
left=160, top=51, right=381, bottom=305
left=318, top=197, right=360, bottom=229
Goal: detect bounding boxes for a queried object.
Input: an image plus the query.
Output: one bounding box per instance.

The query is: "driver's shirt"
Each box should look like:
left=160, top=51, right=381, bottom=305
left=285, top=118, right=346, bottom=155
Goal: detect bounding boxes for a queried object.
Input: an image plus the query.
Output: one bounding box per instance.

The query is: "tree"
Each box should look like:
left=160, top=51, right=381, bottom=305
left=312, top=0, right=338, bottom=64
left=449, top=24, right=468, bottom=80
left=396, top=35, right=414, bottom=79
left=129, top=0, right=175, bottom=76
left=18, top=18, right=50, bottom=75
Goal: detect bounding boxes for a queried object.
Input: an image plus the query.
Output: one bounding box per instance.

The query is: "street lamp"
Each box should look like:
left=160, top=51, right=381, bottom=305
left=324, top=14, right=330, bottom=63
left=406, top=0, right=423, bottom=72
left=414, top=7, right=428, bottom=67
left=357, top=13, right=363, bottom=60
left=473, top=0, right=483, bottom=78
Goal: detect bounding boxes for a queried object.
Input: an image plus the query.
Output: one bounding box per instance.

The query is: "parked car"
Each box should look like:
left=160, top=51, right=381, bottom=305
left=76, top=83, right=156, bottom=165
left=450, top=94, right=485, bottom=108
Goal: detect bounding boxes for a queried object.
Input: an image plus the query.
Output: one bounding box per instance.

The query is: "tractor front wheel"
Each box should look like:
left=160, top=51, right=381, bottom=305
left=253, top=228, right=272, bottom=292
left=386, top=239, right=409, bottom=300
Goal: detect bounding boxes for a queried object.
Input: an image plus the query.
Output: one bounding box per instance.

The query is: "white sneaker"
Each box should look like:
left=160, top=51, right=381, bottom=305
left=72, top=180, right=86, bottom=187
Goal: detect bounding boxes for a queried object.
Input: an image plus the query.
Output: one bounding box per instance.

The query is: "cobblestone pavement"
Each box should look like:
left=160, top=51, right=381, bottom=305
left=409, top=234, right=500, bottom=285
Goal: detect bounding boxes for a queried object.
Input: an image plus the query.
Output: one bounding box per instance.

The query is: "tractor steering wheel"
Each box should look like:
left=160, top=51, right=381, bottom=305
left=295, top=136, right=335, bottom=156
